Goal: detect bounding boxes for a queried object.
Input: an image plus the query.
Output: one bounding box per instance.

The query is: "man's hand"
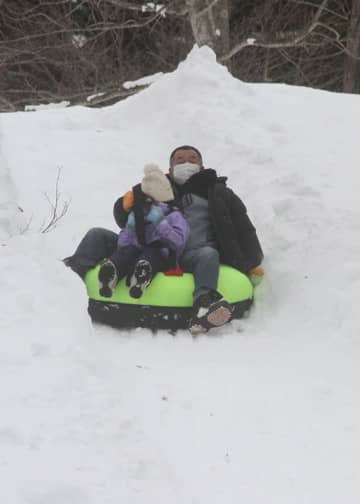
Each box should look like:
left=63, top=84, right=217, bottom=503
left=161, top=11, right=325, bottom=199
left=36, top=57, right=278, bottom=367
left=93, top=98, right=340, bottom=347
left=248, top=265, right=264, bottom=286
left=145, top=204, right=165, bottom=225
left=123, top=190, right=134, bottom=211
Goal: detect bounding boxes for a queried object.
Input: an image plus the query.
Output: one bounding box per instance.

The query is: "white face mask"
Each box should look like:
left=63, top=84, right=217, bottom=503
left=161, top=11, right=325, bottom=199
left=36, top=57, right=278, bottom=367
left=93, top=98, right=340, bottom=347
left=172, top=162, right=201, bottom=185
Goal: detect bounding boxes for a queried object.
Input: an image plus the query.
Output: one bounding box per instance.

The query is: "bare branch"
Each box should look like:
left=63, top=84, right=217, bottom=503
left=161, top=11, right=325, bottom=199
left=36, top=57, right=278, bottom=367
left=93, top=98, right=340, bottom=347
left=102, top=0, right=159, bottom=12
left=103, top=0, right=188, bottom=16
left=220, top=0, right=329, bottom=62
left=83, top=84, right=148, bottom=107
left=293, top=0, right=348, bottom=21
left=40, top=167, right=71, bottom=234
left=18, top=215, right=33, bottom=235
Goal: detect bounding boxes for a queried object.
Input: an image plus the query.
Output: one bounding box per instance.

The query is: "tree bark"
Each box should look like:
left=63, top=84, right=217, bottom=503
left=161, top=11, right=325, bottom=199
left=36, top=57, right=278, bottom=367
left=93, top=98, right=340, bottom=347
left=185, top=0, right=230, bottom=61
left=344, top=0, right=360, bottom=93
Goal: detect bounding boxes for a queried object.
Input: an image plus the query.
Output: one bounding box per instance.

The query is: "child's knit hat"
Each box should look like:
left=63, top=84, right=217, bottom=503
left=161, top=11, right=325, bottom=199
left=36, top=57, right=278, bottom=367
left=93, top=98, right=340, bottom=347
left=141, top=163, right=174, bottom=202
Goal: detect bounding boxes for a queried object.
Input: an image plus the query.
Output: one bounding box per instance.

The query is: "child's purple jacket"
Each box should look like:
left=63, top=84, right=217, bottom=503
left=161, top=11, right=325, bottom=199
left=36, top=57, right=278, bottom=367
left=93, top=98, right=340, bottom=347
left=117, top=202, right=189, bottom=261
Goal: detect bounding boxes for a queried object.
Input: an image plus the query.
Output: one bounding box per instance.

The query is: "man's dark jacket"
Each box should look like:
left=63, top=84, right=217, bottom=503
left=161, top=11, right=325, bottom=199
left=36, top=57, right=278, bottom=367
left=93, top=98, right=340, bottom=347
left=113, top=169, right=263, bottom=274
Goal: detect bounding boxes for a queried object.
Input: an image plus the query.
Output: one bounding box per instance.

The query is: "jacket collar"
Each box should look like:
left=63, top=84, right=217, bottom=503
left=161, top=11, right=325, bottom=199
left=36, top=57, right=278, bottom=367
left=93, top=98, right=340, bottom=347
left=172, top=169, right=221, bottom=199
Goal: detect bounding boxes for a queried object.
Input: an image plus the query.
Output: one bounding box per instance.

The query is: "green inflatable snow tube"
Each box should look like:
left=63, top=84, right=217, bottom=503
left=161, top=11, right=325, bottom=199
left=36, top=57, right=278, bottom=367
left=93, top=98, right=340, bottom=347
left=86, top=265, right=254, bottom=330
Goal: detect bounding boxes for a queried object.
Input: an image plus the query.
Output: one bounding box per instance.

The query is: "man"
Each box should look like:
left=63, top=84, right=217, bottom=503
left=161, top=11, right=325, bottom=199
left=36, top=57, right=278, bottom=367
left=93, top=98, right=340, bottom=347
left=64, top=145, right=264, bottom=334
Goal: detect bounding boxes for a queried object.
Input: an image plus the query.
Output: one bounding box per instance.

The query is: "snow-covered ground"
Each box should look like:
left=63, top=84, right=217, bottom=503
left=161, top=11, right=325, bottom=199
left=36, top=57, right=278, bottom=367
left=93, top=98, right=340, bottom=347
left=1, top=46, right=360, bottom=503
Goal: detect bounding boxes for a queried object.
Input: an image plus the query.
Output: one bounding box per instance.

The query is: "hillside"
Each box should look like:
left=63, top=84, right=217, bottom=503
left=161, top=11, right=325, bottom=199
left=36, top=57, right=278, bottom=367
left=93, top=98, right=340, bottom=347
left=1, top=46, right=360, bottom=504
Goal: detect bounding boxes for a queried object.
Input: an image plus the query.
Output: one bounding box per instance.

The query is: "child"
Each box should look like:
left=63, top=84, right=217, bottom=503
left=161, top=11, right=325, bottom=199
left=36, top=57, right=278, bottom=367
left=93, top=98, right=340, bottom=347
left=98, top=164, right=189, bottom=298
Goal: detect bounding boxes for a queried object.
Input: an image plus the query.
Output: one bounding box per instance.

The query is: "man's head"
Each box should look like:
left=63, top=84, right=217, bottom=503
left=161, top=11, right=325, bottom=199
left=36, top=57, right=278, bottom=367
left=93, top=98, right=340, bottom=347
left=169, top=145, right=203, bottom=185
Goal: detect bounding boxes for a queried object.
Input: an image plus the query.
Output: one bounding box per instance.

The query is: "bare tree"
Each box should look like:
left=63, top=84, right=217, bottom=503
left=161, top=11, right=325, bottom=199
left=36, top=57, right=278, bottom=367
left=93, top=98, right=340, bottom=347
left=185, top=0, right=230, bottom=60
left=344, top=0, right=360, bottom=93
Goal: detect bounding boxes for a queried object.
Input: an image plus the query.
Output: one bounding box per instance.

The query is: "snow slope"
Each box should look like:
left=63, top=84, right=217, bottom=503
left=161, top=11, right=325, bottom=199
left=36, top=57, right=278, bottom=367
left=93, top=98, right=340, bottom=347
left=1, top=46, right=360, bottom=504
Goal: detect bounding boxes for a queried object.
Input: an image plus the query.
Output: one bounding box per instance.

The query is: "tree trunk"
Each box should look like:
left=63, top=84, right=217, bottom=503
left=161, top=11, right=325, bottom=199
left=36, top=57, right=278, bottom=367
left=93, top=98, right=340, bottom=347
left=185, top=0, right=230, bottom=62
left=344, top=0, right=360, bottom=93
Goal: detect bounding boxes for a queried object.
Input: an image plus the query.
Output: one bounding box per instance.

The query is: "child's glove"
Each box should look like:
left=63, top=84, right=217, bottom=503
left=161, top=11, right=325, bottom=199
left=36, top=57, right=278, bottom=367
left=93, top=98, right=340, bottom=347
left=126, top=211, right=136, bottom=231
left=123, top=190, right=134, bottom=211
left=145, top=204, right=165, bottom=225
left=248, top=265, right=264, bottom=286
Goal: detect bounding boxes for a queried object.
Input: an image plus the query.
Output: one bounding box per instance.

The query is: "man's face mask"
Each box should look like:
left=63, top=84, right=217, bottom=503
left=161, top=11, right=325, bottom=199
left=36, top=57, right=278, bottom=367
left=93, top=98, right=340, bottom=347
left=172, top=162, right=201, bottom=185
